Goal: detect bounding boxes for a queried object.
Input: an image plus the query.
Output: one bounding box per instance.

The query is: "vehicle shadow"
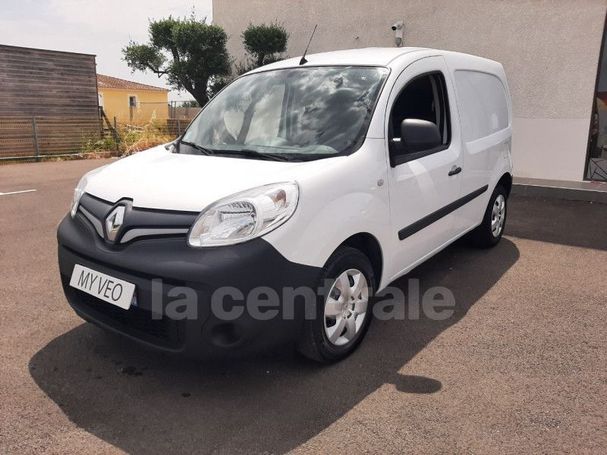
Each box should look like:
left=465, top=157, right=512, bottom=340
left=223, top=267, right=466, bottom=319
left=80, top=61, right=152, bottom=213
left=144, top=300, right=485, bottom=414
left=29, top=238, right=519, bottom=454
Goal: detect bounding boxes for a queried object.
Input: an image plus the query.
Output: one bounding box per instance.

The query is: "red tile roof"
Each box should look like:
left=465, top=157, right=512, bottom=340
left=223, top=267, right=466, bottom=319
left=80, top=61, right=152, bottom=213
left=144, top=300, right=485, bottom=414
left=97, top=74, right=169, bottom=92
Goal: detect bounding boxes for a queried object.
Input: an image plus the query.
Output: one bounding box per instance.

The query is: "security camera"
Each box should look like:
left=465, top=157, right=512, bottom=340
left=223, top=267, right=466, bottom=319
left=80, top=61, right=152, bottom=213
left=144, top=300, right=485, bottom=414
left=391, top=20, right=405, bottom=47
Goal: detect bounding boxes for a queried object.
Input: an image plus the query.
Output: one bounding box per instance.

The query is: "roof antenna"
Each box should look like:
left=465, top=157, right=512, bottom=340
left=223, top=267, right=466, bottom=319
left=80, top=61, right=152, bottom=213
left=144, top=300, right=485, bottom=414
left=299, top=25, right=317, bottom=65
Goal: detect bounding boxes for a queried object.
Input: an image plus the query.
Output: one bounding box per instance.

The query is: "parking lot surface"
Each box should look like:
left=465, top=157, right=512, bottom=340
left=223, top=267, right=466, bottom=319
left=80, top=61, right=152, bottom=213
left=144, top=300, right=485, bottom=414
left=1, top=159, right=606, bottom=454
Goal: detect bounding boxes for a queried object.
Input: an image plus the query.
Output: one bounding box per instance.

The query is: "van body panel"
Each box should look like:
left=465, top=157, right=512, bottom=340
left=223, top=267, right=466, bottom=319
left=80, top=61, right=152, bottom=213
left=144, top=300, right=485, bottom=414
left=381, top=55, right=463, bottom=284
left=444, top=54, right=513, bottom=234
left=263, top=138, right=391, bottom=277
left=82, top=145, right=343, bottom=212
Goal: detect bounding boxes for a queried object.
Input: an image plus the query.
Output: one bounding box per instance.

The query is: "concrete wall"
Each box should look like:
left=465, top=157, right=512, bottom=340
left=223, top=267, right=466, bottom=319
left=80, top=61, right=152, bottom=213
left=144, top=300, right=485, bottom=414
left=214, top=0, right=606, bottom=182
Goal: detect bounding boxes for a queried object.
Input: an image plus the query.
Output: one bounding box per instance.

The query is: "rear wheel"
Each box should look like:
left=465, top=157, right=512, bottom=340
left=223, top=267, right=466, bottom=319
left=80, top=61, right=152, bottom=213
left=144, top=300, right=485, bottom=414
left=468, top=184, right=508, bottom=248
left=297, top=247, right=374, bottom=363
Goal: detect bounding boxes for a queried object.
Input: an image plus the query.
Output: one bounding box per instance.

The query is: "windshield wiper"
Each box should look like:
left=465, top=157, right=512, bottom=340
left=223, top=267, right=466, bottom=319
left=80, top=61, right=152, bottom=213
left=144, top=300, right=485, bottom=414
left=179, top=140, right=215, bottom=156
left=214, top=148, right=291, bottom=161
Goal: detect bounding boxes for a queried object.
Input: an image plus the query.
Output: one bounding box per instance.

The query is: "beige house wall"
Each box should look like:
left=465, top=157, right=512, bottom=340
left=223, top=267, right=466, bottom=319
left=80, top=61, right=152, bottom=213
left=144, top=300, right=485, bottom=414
left=98, top=88, right=169, bottom=125
left=214, top=0, right=607, bottom=182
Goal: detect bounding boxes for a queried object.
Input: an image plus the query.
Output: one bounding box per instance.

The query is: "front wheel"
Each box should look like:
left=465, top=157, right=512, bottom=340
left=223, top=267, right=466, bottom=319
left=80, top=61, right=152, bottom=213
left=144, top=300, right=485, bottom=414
left=468, top=184, right=508, bottom=248
left=297, top=247, right=375, bottom=363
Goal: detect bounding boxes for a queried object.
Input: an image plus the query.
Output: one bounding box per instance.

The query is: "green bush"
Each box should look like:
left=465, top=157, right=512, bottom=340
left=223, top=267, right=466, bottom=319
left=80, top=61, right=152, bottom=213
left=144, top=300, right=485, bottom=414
left=240, top=23, right=288, bottom=73
left=82, top=135, right=119, bottom=154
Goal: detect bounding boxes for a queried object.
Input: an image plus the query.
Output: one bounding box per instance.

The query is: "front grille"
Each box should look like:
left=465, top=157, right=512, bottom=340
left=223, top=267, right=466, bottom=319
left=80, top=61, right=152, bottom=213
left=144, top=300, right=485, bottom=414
left=77, top=193, right=197, bottom=245
left=65, top=283, right=184, bottom=350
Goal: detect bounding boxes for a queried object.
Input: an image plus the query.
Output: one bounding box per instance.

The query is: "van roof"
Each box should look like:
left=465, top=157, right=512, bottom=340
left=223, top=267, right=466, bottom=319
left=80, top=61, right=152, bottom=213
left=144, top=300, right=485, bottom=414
left=249, top=47, right=500, bottom=73
left=250, top=47, right=425, bottom=72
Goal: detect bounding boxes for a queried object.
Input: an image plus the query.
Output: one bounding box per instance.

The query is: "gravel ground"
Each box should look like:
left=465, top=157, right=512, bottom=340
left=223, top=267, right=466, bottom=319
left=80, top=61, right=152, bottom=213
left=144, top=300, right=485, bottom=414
left=0, top=159, right=606, bottom=454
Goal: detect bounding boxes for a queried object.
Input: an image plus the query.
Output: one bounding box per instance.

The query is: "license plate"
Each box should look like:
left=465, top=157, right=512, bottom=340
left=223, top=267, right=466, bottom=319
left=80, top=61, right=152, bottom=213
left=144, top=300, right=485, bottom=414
left=70, top=264, right=135, bottom=310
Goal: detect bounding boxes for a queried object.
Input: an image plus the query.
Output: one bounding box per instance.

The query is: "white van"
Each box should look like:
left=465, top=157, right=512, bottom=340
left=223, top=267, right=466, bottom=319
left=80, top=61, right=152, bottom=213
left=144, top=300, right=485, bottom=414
left=58, top=47, right=512, bottom=362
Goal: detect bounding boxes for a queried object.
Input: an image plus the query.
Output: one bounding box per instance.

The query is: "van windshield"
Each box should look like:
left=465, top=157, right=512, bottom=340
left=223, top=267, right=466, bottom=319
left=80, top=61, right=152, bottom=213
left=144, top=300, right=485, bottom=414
left=180, top=66, right=389, bottom=161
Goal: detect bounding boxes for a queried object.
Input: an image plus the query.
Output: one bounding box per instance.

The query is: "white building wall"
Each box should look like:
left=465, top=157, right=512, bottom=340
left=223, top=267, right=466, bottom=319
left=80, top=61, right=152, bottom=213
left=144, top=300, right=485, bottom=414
left=214, top=0, right=607, bottom=182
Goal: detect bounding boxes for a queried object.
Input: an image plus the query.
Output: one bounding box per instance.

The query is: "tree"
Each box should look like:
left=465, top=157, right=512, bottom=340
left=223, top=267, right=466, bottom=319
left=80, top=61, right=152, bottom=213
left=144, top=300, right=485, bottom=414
left=123, top=16, right=231, bottom=106
left=238, top=23, right=288, bottom=74
left=180, top=100, right=200, bottom=108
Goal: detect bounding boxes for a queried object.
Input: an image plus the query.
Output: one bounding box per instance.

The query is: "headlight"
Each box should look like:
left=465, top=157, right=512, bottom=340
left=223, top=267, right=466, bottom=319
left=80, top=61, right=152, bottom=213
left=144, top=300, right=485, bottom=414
left=70, top=165, right=107, bottom=217
left=70, top=175, right=88, bottom=217
left=188, top=182, right=299, bottom=247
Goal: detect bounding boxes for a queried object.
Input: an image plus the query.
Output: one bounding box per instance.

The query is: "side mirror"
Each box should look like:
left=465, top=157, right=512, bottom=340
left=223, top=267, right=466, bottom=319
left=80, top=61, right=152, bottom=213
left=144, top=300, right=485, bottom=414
left=390, top=119, right=442, bottom=166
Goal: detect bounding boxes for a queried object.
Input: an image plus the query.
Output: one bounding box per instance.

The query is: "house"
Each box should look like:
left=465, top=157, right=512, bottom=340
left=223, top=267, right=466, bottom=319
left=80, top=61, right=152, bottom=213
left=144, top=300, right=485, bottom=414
left=0, top=44, right=100, bottom=158
left=214, top=0, right=607, bottom=184
left=97, top=74, right=169, bottom=125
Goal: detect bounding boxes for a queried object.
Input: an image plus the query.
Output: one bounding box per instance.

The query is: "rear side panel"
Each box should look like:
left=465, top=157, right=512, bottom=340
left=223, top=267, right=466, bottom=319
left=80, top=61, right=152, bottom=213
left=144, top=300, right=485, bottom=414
left=444, top=52, right=513, bottom=233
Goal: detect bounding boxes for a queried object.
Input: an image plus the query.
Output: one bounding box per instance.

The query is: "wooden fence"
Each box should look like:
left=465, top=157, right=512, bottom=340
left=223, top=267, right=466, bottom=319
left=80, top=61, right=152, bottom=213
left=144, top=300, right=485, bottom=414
left=0, top=114, right=200, bottom=161
left=0, top=116, right=103, bottom=160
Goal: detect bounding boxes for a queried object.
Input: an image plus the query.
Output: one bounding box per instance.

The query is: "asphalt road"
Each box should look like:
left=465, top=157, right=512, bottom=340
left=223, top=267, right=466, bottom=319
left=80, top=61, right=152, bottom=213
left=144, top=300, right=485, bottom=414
left=1, top=159, right=606, bottom=454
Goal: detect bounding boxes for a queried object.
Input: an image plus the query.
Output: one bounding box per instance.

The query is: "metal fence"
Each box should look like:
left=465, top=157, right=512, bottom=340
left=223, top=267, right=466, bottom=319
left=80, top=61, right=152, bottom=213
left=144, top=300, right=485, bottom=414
left=169, top=105, right=202, bottom=121
left=0, top=116, right=103, bottom=161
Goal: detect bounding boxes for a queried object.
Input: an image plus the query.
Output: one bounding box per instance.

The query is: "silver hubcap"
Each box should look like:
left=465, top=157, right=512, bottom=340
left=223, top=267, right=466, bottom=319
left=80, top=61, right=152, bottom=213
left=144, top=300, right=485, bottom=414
left=491, top=194, right=506, bottom=238
left=324, top=269, right=369, bottom=346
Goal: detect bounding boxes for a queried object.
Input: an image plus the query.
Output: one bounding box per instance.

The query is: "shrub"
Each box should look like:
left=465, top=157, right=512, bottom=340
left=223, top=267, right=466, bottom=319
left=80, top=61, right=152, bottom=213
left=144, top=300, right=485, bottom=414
left=239, top=23, right=288, bottom=74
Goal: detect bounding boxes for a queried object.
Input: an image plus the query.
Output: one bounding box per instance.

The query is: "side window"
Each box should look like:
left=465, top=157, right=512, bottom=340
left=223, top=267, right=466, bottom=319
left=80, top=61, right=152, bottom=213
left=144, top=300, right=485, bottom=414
left=454, top=70, right=509, bottom=142
left=390, top=72, right=451, bottom=147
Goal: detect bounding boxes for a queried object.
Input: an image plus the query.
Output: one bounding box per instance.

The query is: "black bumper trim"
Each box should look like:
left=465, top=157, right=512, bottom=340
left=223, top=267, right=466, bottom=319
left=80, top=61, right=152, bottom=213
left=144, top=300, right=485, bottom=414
left=57, top=213, right=322, bottom=357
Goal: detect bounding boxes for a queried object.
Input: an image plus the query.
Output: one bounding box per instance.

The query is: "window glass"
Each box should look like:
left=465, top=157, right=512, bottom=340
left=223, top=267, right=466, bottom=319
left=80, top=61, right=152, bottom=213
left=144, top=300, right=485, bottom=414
left=244, top=84, right=285, bottom=144
left=454, top=70, right=509, bottom=142
left=390, top=72, right=450, bottom=147
left=182, top=66, right=389, bottom=161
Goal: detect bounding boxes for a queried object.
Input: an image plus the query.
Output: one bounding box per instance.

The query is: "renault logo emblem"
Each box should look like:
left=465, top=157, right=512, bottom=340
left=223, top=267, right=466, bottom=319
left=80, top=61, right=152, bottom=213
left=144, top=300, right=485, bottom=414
left=105, top=205, right=126, bottom=242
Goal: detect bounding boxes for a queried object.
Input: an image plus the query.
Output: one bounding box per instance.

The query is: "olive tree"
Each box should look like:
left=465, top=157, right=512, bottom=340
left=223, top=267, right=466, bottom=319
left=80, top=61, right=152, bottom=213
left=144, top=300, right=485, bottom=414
left=123, top=16, right=231, bottom=106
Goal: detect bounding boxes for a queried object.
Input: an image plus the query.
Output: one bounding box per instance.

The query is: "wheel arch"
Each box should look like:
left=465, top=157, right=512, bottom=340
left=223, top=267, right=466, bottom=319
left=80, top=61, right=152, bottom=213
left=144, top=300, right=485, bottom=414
left=337, top=232, right=384, bottom=291
left=497, top=172, right=513, bottom=196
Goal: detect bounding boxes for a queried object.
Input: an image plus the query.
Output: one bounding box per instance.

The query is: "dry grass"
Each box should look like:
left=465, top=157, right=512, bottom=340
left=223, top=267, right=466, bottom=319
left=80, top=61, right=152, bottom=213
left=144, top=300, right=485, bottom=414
left=120, top=123, right=175, bottom=156
left=81, top=120, right=177, bottom=157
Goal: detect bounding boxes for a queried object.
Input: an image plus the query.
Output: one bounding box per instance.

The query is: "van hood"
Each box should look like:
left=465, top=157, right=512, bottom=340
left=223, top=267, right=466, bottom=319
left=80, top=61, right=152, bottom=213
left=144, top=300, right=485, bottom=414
left=83, top=145, right=339, bottom=212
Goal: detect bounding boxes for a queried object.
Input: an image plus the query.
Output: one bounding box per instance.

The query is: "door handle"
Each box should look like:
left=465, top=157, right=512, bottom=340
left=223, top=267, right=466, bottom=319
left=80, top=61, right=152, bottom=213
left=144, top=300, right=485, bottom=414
left=448, top=166, right=462, bottom=176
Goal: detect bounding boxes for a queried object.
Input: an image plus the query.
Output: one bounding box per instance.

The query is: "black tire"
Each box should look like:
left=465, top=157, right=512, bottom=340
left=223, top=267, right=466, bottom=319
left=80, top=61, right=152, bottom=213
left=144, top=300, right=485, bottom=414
left=297, top=246, right=375, bottom=363
left=468, top=184, right=508, bottom=248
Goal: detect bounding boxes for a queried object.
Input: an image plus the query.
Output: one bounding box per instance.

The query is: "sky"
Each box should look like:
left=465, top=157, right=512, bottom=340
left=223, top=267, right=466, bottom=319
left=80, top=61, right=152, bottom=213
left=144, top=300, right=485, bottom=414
left=0, top=0, right=213, bottom=101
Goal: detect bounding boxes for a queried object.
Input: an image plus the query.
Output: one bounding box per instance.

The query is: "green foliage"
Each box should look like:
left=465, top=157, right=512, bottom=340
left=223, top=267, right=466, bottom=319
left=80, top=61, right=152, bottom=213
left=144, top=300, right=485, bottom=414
left=207, top=75, right=232, bottom=98
left=82, top=135, right=119, bottom=154
left=180, top=100, right=200, bottom=108
left=241, top=23, right=288, bottom=70
left=123, top=15, right=231, bottom=106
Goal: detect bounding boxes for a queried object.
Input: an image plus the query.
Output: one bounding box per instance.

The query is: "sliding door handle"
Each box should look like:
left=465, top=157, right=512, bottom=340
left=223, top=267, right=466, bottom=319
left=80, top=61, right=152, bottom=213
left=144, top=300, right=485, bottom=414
left=448, top=166, right=462, bottom=176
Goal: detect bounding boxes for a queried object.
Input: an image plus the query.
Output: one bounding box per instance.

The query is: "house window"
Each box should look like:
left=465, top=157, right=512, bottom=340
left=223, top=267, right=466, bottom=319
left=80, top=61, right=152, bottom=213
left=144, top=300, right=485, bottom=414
left=129, top=96, right=137, bottom=108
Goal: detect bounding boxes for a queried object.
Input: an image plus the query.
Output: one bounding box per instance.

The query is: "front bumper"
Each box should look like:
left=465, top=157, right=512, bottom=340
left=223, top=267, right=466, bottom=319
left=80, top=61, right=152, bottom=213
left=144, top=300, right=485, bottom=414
left=57, top=205, right=321, bottom=357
